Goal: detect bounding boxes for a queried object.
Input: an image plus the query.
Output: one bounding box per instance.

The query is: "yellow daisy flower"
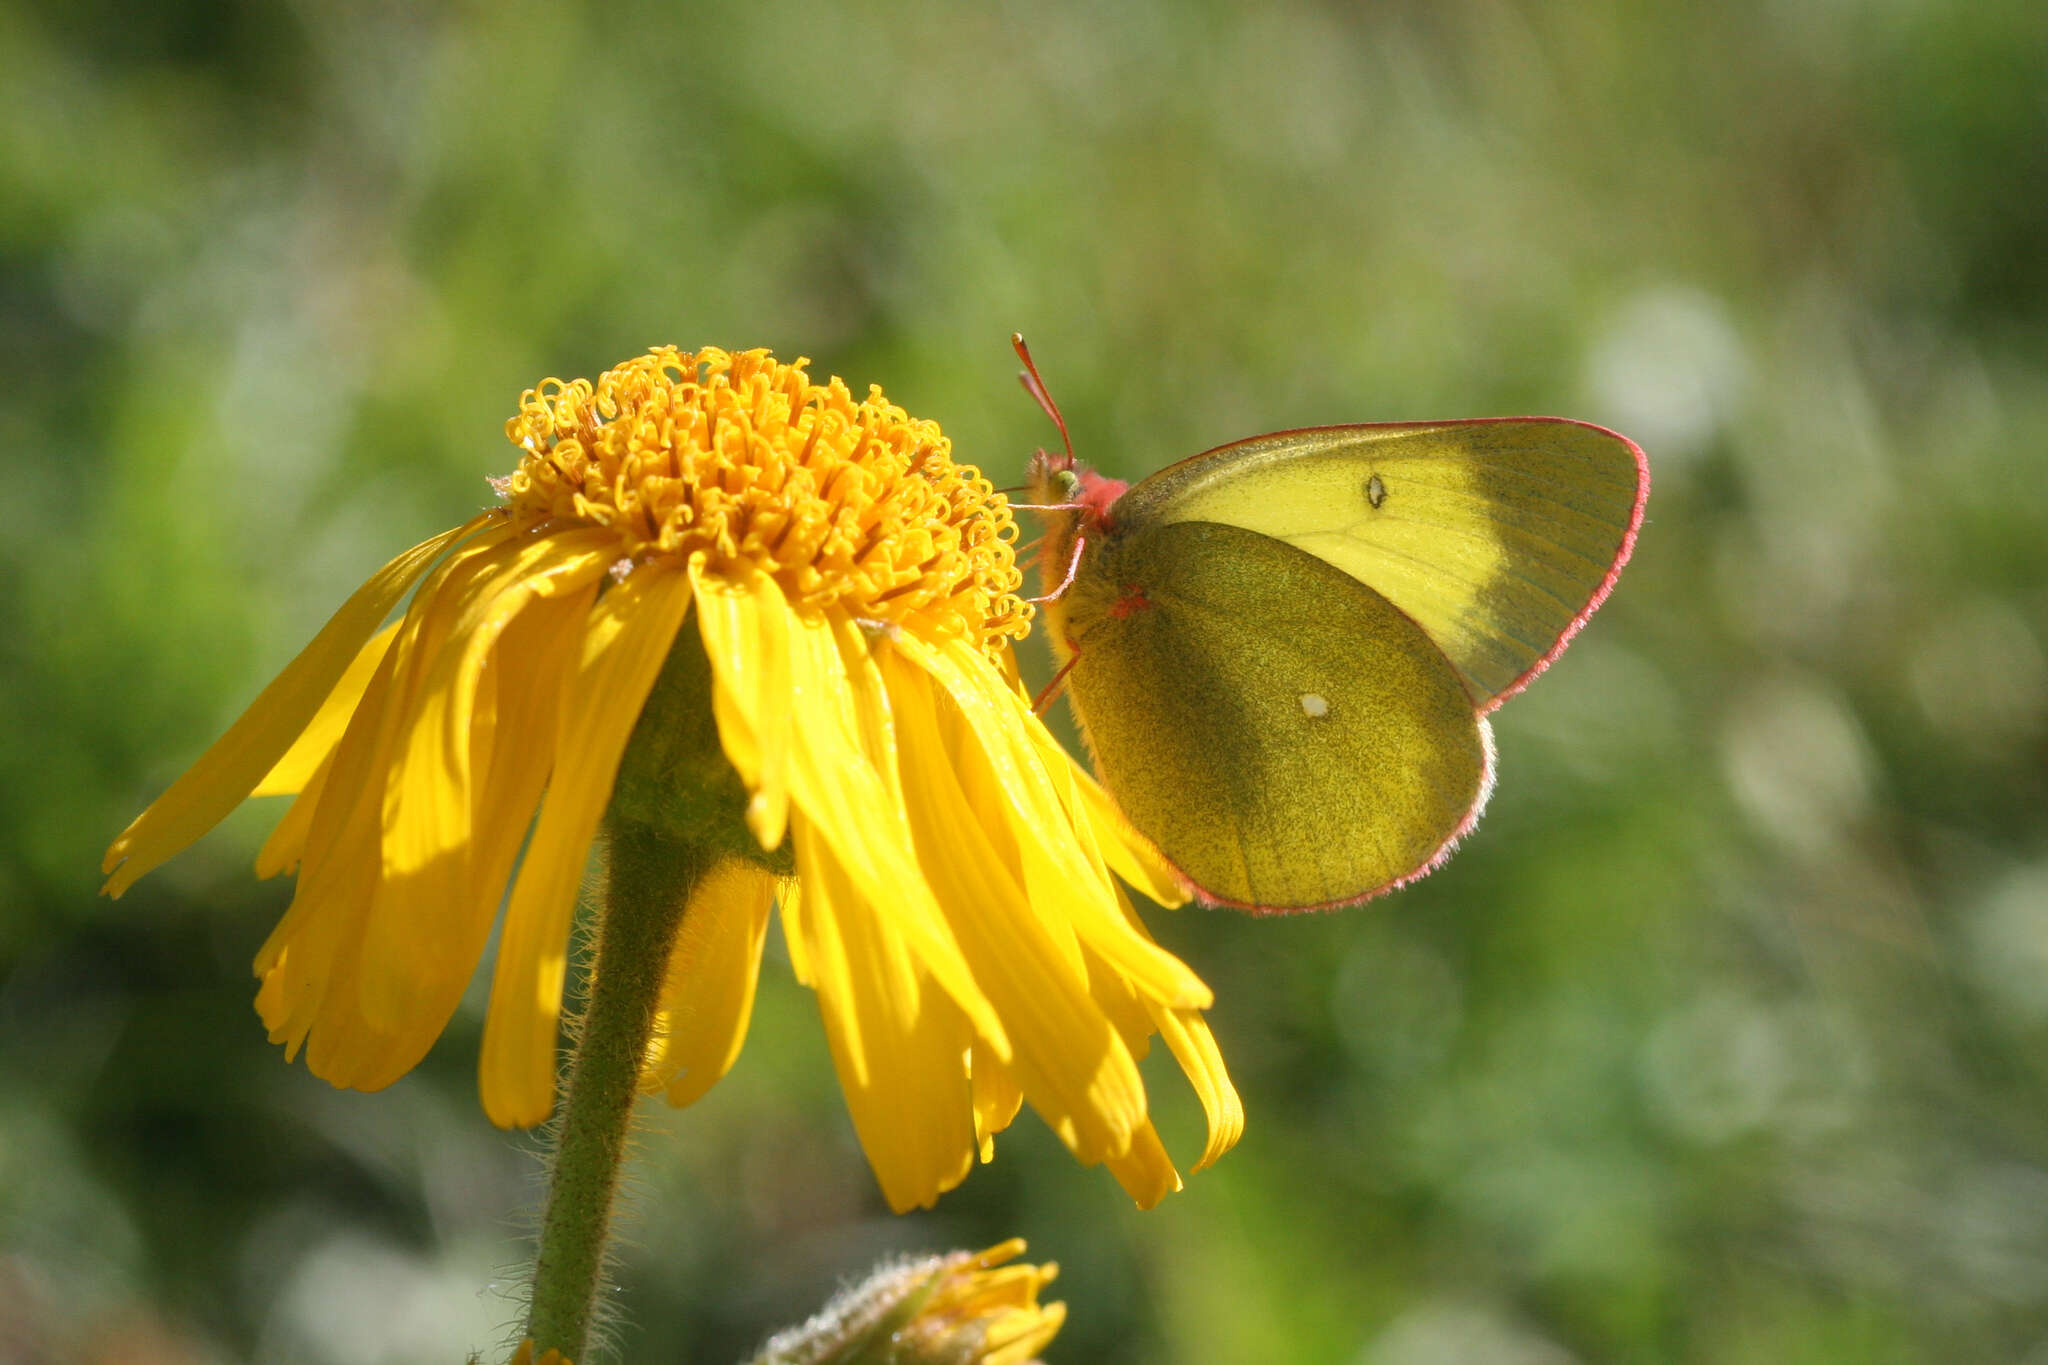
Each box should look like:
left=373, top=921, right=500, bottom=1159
left=896, top=1240, right=1065, bottom=1365
left=505, top=1345, right=570, bottom=1365
left=102, top=346, right=1240, bottom=1211
left=749, top=1239, right=1063, bottom=1365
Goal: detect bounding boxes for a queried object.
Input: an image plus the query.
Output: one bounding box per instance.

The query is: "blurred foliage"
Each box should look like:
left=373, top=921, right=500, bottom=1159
left=4, top=0, right=2048, bottom=1361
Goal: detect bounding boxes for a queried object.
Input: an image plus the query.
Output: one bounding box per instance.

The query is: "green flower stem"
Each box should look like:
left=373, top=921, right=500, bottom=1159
left=525, top=819, right=704, bottom=1361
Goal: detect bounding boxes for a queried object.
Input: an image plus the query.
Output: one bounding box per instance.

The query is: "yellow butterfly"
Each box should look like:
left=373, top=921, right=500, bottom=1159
left=1018, top=337, right=1647, bottom=912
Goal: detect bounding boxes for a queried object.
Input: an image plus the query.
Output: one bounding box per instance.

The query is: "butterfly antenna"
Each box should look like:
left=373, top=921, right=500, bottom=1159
left=1026, top=534, right=1087, bottom=604
left=1032, top=653, right=1080, bottom=715
left=1013, top=332, right=1076, bottom=466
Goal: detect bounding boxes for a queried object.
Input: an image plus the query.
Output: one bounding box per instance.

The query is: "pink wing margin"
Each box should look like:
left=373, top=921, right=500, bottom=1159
left=1462, top=416, right=1649, bottom=716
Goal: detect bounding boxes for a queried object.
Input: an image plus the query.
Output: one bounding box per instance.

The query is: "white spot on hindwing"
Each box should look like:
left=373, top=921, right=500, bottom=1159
left=1300, top=692, right=1330, bottom=718
left=1365, top=472, right=1387, bottom=509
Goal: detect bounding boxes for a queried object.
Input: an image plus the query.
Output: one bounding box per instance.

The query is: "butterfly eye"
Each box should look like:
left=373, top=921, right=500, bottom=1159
left=1365, top=473, right=1388, bottom=509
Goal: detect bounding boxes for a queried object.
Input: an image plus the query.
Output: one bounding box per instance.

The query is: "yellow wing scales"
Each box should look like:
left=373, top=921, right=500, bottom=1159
left=1060, top=521, right=1490, bottom=911
left=1113, top=421, right=1647, bottom=705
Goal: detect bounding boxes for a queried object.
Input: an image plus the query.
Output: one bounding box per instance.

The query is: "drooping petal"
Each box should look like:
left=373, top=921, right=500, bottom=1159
left=686, top=556, right=790, bottom=849
left=254, top=748, right=332, bottom=878
left=311, top=574, right=586, bottom=1092
left=478, top=564, right=696, bottom=1128
left=969, top=1045, right=1024, bottom=1162
left=255, top=534, right=511, bottom=1068
left=882, top=646, right=1151, bottom=1169
left=693, top=563, right=1008, bottom=1059
left=1024, top=721, right=1190, bottom=910
left=305, top=540, right=557, bottom=1091
left=901, top=631, right=1244, bottom=1191
left=1149, top=996, right=1243, bottom=1173
left=1056, top=757, right=1245, bottom=1174
left=643, top=859, right=777, bottom=1107
left=788, top=815, right=978, bottom=1212
left=895, top=630, right=1211, bottom=1011
left=339, top=580, right=600, bottom=1087
left=1101, top=1120, right=1183, bottom=1210
left=103, top=514, right=501, bottom=895
left=776, top=878, right=812, bottom=986
left=359, top=530, right=613, bottom=1032
left=252, top=623, right=400, bottom=797
left=253, top=529, right=528, bottom=1081
left=466, top=583, right=588, bottom=949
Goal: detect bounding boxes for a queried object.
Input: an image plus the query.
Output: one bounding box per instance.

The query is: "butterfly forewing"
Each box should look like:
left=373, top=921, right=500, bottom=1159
left=1109, top=420, right=1647, bottom=706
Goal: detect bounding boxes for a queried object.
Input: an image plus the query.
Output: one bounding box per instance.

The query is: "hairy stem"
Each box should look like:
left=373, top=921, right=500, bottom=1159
left=525, top=820, right=703, bottom=1361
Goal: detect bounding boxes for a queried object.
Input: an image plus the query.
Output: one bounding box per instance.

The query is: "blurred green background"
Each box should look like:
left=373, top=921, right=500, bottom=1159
left=5, top=0, right=2047, bottom=1361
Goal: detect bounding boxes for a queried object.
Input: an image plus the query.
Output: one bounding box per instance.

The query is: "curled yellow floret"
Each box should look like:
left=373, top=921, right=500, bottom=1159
left=101, top=347, right=1241, bottom=1212
left=503, top=346, right=1030, bottom=652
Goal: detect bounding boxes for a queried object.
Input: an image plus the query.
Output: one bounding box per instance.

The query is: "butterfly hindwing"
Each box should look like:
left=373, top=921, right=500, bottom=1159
left=1062, top=519, right=1490, bottom=911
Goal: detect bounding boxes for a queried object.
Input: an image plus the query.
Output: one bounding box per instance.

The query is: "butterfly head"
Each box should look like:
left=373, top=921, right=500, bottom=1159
left=1012, top=341, right=1127, bottom=534
left=1024, top=444, right=1079, bottom=503
left=1024, top=448, right=1125, bottom=525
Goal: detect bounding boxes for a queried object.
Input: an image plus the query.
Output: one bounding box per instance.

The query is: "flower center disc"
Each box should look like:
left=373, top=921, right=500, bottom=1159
left=503, top=346, right=1030, bottom=652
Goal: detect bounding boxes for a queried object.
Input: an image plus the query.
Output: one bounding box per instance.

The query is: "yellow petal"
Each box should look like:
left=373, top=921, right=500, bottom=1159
left=360, top=531, right=612, bottom=1031
left=467, top=584, right=587, bottom=938
left=103, top=515, right=501, bottom=896
left=895, top=630, right=1210, bottom=1011
left=1070, top=790, right=1244, bottom=1172
left=254, top=600, right=418, bottom=1062
left=254, top=531, right=535, bottom=1088
left=969, top=1045, right=1025, bottom=1162
left=254, top=747, right=331, bottom=878
left=252, top=529, right=512, bottom=987
left=251, top=622, right=400, bottom=797
left=883, top=647, right=1150, bottom=1167
left=776, top=877, right=811, bottom=986
left=344, top=581, right=599, bottom=1084
left=789, top=815, right=977, bottom=1212
left=687, top=556, right=790, bottom=849
left=693, top=566, right=1008, bottom=1057
left=1149, top=998, right=1244, bottom=1172
left=315, top=581, right=584, bottom=1092
left=1102, top=1119, right=1183, bottom=1210
left=1025, top=721, right=1190, bottom=909
left=984, top=1301, right=1067, bottom=1365
left=898, top=633, right=1241, bottom=1187
left=478, top=564, right=695, bottom=1128
left=645, top=859, right=776, bottom=1108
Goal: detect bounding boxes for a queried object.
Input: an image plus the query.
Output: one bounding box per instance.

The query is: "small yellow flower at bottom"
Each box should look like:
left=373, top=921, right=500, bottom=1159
left=898, top=1241, right=1065, bottom=1365
left=749, top=1240, right=1062, bottom=1365
left=101, top=346, right=1242, bottom=1212
left=506, top=1343, right=571, bottom=1365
